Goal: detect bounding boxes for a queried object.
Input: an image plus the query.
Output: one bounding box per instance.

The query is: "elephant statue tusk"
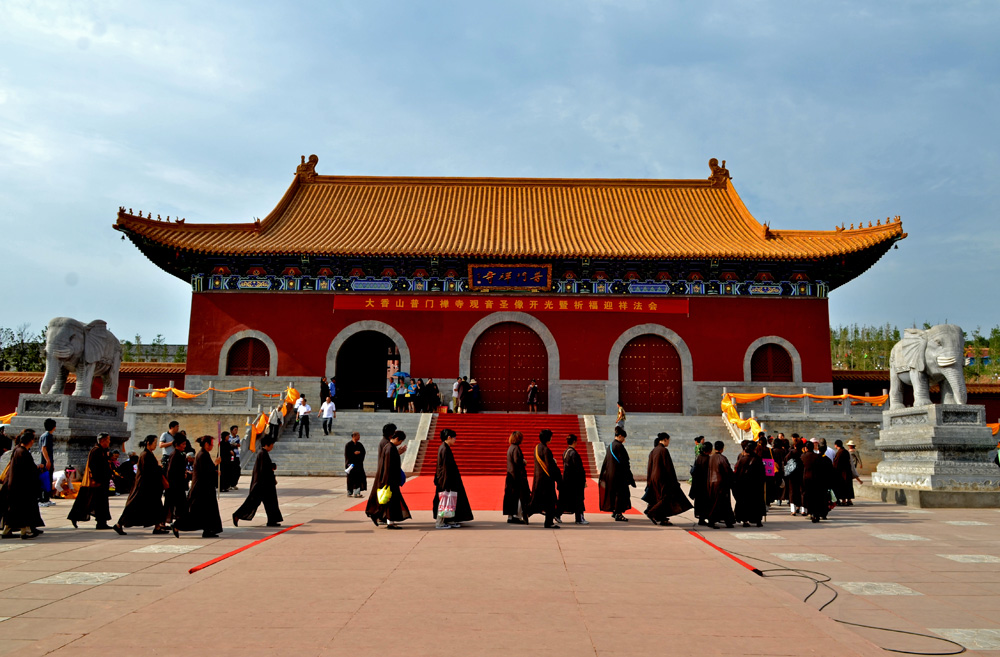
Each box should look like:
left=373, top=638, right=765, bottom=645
left=936, top=356, right=956, bottom=367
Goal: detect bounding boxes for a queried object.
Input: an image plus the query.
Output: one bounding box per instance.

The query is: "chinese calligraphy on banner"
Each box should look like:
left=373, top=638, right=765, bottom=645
left=469, top=264, right=551, bottom=291
left=333, top=295, right=689, bottom=314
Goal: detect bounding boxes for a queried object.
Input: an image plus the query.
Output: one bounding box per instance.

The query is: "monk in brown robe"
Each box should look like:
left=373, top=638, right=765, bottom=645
left=503, top=431, right=531, bottom=524
left=706, top=441, right=735, bottom=528
left=173, top=435, right=224, bottom=537
left=114, top=436, right=168, bottom=535
left=163, top=434, right=191, bottom=525
left=365, top=430, right=410, bottom=529
left=529, top=429, right=562, bottom=528
left=432, top=429, right=473, bottom=528
left=801, top=440, right=834, bottom=522
left=1, top=430, right=45, bottom=539
left=68, top=433, right=113, bottom=529
left=643, top=433, right=692, bottom=526
left=598, top=426, right=635, bottom=522
left=345, top=432, right=367, bottom=497
left=832, top=440, right=855, bottom=505
left=733, top=440, right=766, bottom=527
left=233, top=435, right=282, bottom=527
left=689, top=442, right=713, bottom=526
left=558, top=434, right=588, bottom=524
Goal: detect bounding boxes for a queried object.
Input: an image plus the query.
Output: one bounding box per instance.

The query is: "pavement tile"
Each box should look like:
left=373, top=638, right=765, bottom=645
left=930, top=628, right=1000, bottom=650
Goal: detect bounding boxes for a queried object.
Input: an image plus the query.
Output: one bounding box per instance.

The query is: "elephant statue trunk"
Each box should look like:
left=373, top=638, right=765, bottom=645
left=941, top=361, right=967, bottom=405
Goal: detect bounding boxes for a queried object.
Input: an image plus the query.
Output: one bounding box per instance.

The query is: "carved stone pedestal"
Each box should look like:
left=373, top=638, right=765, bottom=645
left=869, top=404, right=999, bottom=507
left=7, top=394, right=130, bottom=470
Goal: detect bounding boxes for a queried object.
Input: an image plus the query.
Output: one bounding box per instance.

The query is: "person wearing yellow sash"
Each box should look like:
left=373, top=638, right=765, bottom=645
left=529, top=430, right=562, bottom=528
left=68, top=433, right=113, bottom=529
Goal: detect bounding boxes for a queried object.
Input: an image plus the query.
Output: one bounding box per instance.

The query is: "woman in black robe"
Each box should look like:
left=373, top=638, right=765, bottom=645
left=643, top=433, right=692, bottom=526
left=172, top=435, right=224, bottom=538
left=2, top=430, right=44, bottom=539
left=365, top=430, right=410, bottom=528
left=832, top=440, right=855, bottom=505
left=733, top=441, right=766, bottom=527
left=163, top=434, right=191, bottom=525
left=219, top=432, right=234, bottom=492
left=233, top=435, right=282, bottom=527
left=801, top=443, right=834, bottom=523
left=598, top=426, right=635, bottom=522
left=68, top=433, right=113, bottom=529
left=502, top=431, right=531, bottom=524
left=345, top=432, right=367, bottom=498
left=558, top=434, right=587, bottom=524
left=114, top=436, right=168, bottom=535
left=432, top=429, right=473, bottom=528
left=706, top=441, right=735, bottom=528
left=784, top=441, right=805, bottom=516
left=529, top=429, right=562, bottom=528
left=689, top=442, right=713, bottom=526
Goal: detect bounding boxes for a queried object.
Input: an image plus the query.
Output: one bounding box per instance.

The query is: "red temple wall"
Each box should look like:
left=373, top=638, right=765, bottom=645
left=187, top=292, right=832, bottom=382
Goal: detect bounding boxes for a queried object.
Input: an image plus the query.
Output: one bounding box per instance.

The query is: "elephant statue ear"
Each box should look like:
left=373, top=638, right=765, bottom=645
left=898, top=330, right=926, bottom=371
left=84, top=321, right=117, bottom=365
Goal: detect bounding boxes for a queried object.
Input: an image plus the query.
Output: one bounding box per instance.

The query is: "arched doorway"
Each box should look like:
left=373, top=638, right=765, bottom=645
left=617, top=334, right=682, bottom=413
left=750, top=343, right=793, bottom=382
left=335, top=331, right=400, bottom=410
left=471, top=322, right=547, bottom=412
left=226, top=337, right=270, bottom=377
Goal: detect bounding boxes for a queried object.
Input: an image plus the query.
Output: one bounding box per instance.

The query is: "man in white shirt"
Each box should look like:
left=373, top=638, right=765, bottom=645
left=821, top=438, right=836, bottom=462
left=297, top=396, right=312, bottom=439
left=268, top=406, right=283, bottom=440
left=320, top=396, right=337, bottom=435
left=293, top=395, right=304, bottom=431
left=452, top=377, right=461, bottom=412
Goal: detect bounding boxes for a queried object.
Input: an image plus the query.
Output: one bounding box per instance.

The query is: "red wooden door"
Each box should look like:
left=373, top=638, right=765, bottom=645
left=617, top=335, right=682, bottom=413
left=471, top=322, right=548, bottom=411
left=226, top=337, right=270, bottom=377
left=750, top=343, right=793, bottom=382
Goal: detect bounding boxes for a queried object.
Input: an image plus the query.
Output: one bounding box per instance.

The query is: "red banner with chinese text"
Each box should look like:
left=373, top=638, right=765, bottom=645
left=333, top=295, right=689, bottom=314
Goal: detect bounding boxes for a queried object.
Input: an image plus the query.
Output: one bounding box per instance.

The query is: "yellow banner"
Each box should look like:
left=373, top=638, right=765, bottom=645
left=721, top=391, right=889, bottom=439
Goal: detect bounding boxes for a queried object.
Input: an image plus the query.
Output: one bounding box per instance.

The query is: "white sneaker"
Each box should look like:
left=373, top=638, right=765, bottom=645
left=575, top=519, right=590, bottom=525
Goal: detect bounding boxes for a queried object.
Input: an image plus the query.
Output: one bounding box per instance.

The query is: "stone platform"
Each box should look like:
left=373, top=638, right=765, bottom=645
left=6, top=394, right=129, bottom=469
left=869, top=404, right=999, bottom=508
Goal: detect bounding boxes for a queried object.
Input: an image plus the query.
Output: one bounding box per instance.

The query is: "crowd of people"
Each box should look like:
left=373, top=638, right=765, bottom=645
left=0, top=420, right=278, bottom=540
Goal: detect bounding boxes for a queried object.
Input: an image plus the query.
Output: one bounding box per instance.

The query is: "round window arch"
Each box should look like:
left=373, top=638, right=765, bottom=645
left=226, top=337, right=270, bottom=377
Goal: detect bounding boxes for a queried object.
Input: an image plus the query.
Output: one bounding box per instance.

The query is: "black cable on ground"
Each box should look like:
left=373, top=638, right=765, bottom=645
left=714, top=544, right=967, bottom=656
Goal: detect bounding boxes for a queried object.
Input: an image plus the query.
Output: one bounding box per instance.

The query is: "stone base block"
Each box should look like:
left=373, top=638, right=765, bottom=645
left=7, top=394, right=130, bottom=470
left=857, top=484, right=1000, bottom=508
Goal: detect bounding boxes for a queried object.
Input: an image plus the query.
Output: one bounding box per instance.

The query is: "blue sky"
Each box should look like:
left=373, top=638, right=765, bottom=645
left=1, top=1, right=997, bottom=344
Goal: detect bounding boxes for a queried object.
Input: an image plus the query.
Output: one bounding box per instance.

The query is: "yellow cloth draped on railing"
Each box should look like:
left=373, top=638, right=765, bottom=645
left=988, top=423, right=999, bottom=437
left=246, top=387, right=298, bottom=453
left=0, top=411, right=16, bottom=424
left=141, top=386, right=258, bottom=399
left=721, top=391, right=890, bottom=438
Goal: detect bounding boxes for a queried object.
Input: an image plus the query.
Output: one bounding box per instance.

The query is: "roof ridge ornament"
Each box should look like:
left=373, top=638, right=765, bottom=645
left=296, top=154, right=319, bottom=181
left=708, top=158, right=731, bottom=187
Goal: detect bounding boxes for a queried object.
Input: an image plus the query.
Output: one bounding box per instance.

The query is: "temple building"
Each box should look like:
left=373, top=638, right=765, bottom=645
left=114, top=156, right=905, bottom=415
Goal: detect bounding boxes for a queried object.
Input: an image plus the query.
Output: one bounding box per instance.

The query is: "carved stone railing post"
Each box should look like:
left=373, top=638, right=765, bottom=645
left=801, top=387, right=809, bottom=416
left=843, top=388, right=851, bottom=416
left=207, top=381, right=215, bottom=408
left=166, top=380, right=175, bottom=409
left=247, top=381, right=254, bottom=410
left=762, top=387, right=770, bottom=414
left=128, top=380, right=136, bottom=406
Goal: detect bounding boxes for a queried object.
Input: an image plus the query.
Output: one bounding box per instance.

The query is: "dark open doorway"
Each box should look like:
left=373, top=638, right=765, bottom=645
left=335, top=331, right=399, bottom=410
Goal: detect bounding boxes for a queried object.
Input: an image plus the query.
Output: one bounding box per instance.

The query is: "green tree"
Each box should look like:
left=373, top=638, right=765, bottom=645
left=172, top=345, right=187, bottom=363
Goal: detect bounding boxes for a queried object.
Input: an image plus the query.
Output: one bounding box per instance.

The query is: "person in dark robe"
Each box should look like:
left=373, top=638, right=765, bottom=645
left=172, top=435, right=224, bottom=538
left=218, top=431, right=234, bottom=492
left=1, top=430, right=45, bottom=539
left=113, top=436, right=168, bottom=535
left=432, top=428, right=473, bottom=528
left=784, top=440, right=805, bottom=516
left=801, top=441, right=834, bottom=523
left=529, top=429, right=562, bottom=528
left=733, top=441, right=766, bottom=527
left=643, top=433, right=692, bottom=526
left=365, top=430, right=410, bottom=529
left=598, top=426, right=635, bottom=522
left=345, top=432, right=367, bottom=498
left=226, top=425, right=242, bottom=491
left=364, top=423, right=397, bottom=524
left=233, top=435, right=282, bottom=527
left=163, top=434, right=191, bottom=525
left=68, top=433, right=113, bottom=529
left=503, top=431, right=531, bottom=524
left=706, top=441, right=735, bottom=529
left=832, top=440, right=855, bottom=505
left=115, top=453, right=137, bottom=496
left=558, top=434, right=588, bottom=524
left=689, top=441, right=713, bottom=526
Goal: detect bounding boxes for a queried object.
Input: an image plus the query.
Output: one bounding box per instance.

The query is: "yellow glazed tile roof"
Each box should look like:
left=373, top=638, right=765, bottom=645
left=114, top=162, right=905, bottom=261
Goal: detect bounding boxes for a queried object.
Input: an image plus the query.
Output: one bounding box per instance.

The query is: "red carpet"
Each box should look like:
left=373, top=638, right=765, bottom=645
left=417, top=414, right=594, bottom=476
left=347, top=475, right=641, bottom=514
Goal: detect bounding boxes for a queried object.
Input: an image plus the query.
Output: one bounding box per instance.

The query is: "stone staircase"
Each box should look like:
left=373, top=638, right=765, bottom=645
left=242, top=412, right=426, bottom=476
left=592, top=414, right=731, bottom=479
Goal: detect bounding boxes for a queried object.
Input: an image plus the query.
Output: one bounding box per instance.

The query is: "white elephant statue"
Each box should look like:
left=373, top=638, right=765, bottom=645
left=888, top=323, right=967, bottom=411
left=39, top=318, right=122, bottom=400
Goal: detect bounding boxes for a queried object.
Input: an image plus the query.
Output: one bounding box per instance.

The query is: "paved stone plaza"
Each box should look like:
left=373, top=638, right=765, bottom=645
left=1, top=477, right=998, bottom=656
